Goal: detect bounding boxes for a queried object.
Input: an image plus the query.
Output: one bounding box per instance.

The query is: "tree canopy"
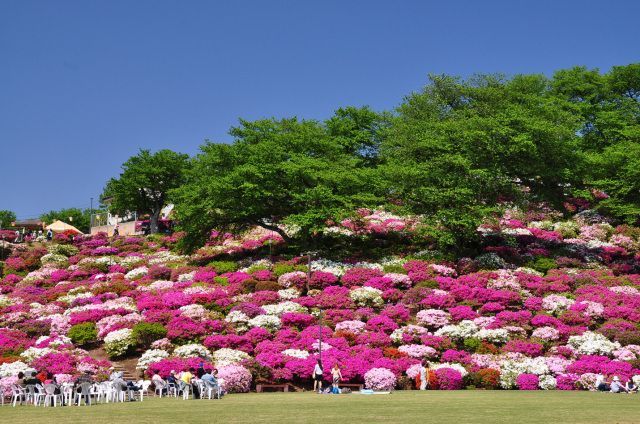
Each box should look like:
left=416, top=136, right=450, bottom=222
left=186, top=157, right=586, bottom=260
left=102, top=149, right=190, bottom=233
left=104, top=64, right=639, bottom=253
left=0, top=210, right=16, bottom=228
left=172, top=109, right=388, bottom=250
left=40, top=208, right=91, bottom=233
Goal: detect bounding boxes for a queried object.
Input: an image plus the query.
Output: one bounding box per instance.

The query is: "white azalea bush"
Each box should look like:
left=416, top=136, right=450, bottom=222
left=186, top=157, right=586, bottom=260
left=104, top=328, right=135, bottom=358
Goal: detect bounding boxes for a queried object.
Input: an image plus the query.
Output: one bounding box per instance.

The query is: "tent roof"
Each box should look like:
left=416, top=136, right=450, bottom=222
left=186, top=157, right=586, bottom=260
left=45, top=220, right=83, bottom=234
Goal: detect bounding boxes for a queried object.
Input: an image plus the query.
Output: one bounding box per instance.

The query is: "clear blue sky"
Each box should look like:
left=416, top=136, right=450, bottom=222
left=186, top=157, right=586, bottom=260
left=1, top=0, right=638, bottom=219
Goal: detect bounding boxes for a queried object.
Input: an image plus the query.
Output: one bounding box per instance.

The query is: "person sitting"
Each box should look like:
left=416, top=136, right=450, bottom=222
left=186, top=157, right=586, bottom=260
left=610, top=376, right=627, bottom=393
left=24, top=371, right=40, bottom=386
left=595, top=374, right=609, bottom=391
left=625, top=378, right=638, bottom=394
left=151, top=371, right=167, bottom=395
left=109, top=367, right=119, bottom=381
left=181, top=367, right=200, bottom=399
left=16, top=371, right=26, bottom=388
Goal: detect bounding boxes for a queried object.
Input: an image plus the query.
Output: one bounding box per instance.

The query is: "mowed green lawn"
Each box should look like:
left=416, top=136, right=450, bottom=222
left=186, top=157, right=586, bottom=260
left=0, top=391, right=638, bottom=424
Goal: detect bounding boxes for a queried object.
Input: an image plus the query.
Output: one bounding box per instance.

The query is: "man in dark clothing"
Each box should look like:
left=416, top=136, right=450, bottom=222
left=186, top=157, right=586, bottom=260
left=24, top=371, right=40, bottom=386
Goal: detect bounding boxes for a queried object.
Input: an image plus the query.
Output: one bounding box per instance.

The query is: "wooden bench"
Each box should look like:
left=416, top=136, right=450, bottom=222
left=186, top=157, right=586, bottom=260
left=339, top=383, right=364, bottom=391
left=256, top=384, right=292, bottom=393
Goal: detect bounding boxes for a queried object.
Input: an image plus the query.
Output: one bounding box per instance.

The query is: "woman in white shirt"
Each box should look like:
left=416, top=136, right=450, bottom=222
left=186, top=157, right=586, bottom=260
left=312, top=360, right=323, bottom=393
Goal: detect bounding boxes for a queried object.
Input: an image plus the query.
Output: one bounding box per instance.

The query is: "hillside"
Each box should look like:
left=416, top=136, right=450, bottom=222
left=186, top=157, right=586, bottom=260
left=1, top=206, right=640, bottom=392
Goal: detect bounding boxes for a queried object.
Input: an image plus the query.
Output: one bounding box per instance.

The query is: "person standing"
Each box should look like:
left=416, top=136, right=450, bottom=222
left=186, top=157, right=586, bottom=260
left=331, top=364, right=342, bottom=394
left=113, top=225, right=120, bottom=237
left=313, top=359, right=323, bottom=393
left=420, top=361, right=430, bottom=390
left=46, top=229, right=53, bottom=241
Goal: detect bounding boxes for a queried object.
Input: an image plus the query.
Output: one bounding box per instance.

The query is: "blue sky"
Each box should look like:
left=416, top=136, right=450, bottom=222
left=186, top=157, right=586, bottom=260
left=1, top=0, right=639, bottom=219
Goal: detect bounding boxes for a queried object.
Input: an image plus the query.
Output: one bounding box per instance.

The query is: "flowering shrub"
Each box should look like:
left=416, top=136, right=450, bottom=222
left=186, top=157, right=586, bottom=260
left=364, top=367, right=396, bottom=391
left=218, top=365, right=252, bottom=393
left=0, top=209, right=638, bottom=391
left=104, top=328, right=134, bottom=358
left=435, top=368, right=464, bottom=390
left=516, top=373, right=539, bottom=390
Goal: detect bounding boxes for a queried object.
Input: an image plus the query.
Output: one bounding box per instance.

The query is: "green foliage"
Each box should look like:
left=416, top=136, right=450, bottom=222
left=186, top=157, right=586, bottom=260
left=40, top=208, right=91, bottom=233
left=463, top=337, right=481, bottom=352
left=213, top=276, right=229, bottom=286
left=103, top=149, right=190, bottom=233
left=47, top=244, right=79, bottom=257
left=68, top=323, right=98, bottom=346
left=382, top=264, right=405, bottom=274
left=0, top=210, right=16, bottom=228
left=131, top=322, right=167, bottom=348
left=172, top=110, right=388, bottom=251
left=552, top=64, right=640, bottom=224
left=208, top=260, right=238, bottom=274
left=528, top=257, right=558, bottom=274
left=382, top=73, right=583, bottom=250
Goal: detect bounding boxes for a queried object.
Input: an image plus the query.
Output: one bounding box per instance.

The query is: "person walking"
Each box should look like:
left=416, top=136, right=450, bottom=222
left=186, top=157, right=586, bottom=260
left=313, top=359, right=323, bottom=393
left=331, top=363, right=342, bottom=394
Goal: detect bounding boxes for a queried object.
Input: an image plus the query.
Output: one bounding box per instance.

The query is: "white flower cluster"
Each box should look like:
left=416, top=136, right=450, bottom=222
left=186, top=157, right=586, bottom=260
left=310, top=259, right=349, bottom=276
left=435, top=320, right=479, bottom=339
left=148, top=251, right=187, bottom=265
left=104, top=328, right=134, bottom=357
left=174, top=343, right=212, bottom=360
left=262, top=301, right=306, bottom=316
left=40, top=253, right=68, bottom=266
left=138, top=280, right=175, bottom=291
left=0, top=294, right=12, bottom=307
left=349, top=287, right=383, bottom=307
left=0, top=361, right=30, bottom=378
left=499, top=356, right=549, bottom=388
left=390, top=325, right=429, bottom=343
left=120, top=255, right=145, bottom=268
left=281, top=349, right=310, bottom=359
left=177, top=271, right=196, bottom=282
left=568, top=331, right=620, bottom=355
left=212, top=348, right=249, bottom=366
left=125, top=266, right=149, bottom=280
left=278, top=288, right=300, bottom=300
left=136, top=349, right=170, bottom=370
left=542, top=294, right=575, bottom=314
left=57, top=291, right=93, bottom=304
left=248, top=314, right=281, bottom=331
left=475, top=329, right=509, bottom=343
left=179, top=304, right=209, bottom=320
left=538, top=374, right=557, bottom=390
left=20, top=347, right=54, bottom=362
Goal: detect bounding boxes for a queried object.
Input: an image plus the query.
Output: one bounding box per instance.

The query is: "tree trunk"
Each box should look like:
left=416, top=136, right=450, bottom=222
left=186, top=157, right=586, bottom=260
left=150, top=209, right=161, bottom=234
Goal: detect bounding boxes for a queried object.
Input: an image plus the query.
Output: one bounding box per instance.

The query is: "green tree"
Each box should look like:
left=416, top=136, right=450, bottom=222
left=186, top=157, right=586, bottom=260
left=381, top=73, right=582, bottom=250
left=40, top=208, right=91, bottom=233
left=172, top=115, right=385, bottom=250
left=0, top=210, right=16, bottom=228
left=552, top=64, right=640, bottom=223
left=103, top=149, right=190, bottom=234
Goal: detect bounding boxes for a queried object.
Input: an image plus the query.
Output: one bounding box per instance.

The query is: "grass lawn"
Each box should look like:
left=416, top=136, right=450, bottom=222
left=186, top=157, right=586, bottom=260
left=0, top=391, right=638, bottom=424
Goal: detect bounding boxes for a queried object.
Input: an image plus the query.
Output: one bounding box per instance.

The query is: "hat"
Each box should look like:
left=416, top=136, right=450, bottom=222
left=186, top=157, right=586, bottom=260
left=170, top=370, right=176, bottom=374
left=613, top=376, right=620, bottom=382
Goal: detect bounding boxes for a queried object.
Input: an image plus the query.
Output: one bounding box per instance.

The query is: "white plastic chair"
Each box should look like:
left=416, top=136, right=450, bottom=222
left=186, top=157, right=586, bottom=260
left=43, top=384, right=62, bottom=407
left=180, top=382, right=191, bottom=400
left=74, top=383, right=92, bottom=406
left=33, top=385, right=45, bottom=406
left=11, top=385, right=27, bottom=407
